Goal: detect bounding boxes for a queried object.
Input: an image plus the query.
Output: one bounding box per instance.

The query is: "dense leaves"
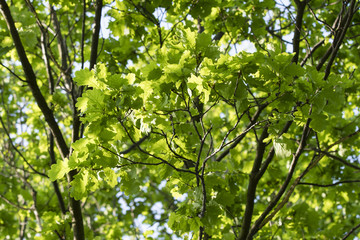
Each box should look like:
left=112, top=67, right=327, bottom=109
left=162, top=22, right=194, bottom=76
left=1, top=0, right=360, bottom=239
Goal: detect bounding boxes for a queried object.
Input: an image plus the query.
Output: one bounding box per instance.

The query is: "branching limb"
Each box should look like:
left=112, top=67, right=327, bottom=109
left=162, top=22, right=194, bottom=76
left=323, top=0, right=357, bottom=80
left=248, top=118, right=311, bottom=239
left=118, top=117, right=196, bottom=175
left=255, top=127, right=360, bottom=233
left=258, top=121, right=293, bottom=179
left=0, top=0, right=69, bottom=159
left=100, top=144, right=163, bottom=166
left=21, top=0, right=68, bottom=217
left=0, top=2, right=84, bottom=239
left=0, top=116, right=48, bottom=177
left=214, top=104, right=267, bottom=162
left=195, top=126, right=212, bottom=186
left=80, top=0, right=86, bottom=69
left=316, top=0, right=356, bottom=75
left=196, top=126, right=213, bottom=221
left=119, top=134, right=149, bottom=155
left=161, top=130, right=194, bottom=164
left=300, top=39, right=324, bottom=67
left=0, top=194, right=33, bottom=211
left=238, top=125, right=269, bottom=240
left=49, top=5, right=72, bottom=89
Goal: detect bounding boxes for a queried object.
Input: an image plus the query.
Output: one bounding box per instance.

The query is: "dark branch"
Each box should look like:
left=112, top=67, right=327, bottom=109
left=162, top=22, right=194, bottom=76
left=0, top=2, right=84, bottom=239
left=342, top=222, right=360, bottom=240
left=0, top=0, right=69, bottom=160
left=323, top=0, right=357, bottom=80
left=119, top=134, right=149, bottom=154
left=0, top=116, right=48, bottom=177
left=89, top=0, right=103, bottom=70
left=118, top=118, right=196, bottom=175
left=292, top=0, right=307, bottom=64
left=319, top=151, right=360, bottom=171
left=81, top=0, right=86, bottom=69
left=299, top=180, right=360, bottom=187
left=0, top=62, right=26, bottom=82
left=215, top=104, right=267, bottom=162
left=248, top=118, right=311, bottom=239
left=300, top=39, right=324, bottom=67
left=239, top=126, right=269, bottom=240
left=257, top=128, right=360, bottom=232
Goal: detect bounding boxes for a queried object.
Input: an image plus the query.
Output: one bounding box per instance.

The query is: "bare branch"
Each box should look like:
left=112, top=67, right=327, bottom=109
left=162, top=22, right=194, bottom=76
left=81, top=0, right=86, bottom=69
left=300, top=39, right=324, bottom=67
left=0, top=2, right=84, bottom=239
left=118, top=117, right=196, bottom=175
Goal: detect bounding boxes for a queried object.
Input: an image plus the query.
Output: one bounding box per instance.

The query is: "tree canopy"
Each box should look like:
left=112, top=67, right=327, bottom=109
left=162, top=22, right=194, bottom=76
left=1, top=0, right=360, bottom=239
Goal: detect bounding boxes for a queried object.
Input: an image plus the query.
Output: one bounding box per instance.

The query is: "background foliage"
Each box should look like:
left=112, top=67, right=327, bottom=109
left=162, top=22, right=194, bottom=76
left=1, top=0, right=360, bottom=239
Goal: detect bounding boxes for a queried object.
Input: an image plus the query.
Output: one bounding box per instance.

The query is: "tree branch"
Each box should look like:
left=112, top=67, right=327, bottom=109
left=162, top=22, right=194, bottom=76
left=323, top=0, right=357, bottom=80
left=0, top=62, right=26, bottom=82
left=0, top=0, right=69, bottom=160
left=299, top=180, right=360, bottom=187
left=316, top=1, right=355, bottom=74
left=256, top=127, right=360, bottom=232
left=342, top=222, right=360, bottom=240
left=0, top=2, right=84, bottom=239
left=25, top=0, right=68, bottom=216
left=258, top=120, right=293, bottom=179
left=292, top=0, right=307, bottom=64
left=238, top=126, right=269, bottom=240
left=89, top=0, right=103, bottom=70
left=215, top=104, right=267, bottom=162
left=49, top=5, right=72, bottom=88
left=118, top=118, right=196, bottom=175
left=300, top=39, right=324, bottom=67
left=0, top=116, right=48, bottom=177
left=0, top=194, right=33, bottom=211
left=248, top=118, right=311, bottom=239
left=319, top=150, right=360, bottom=171
left=80, top=0, right=86, bottom=69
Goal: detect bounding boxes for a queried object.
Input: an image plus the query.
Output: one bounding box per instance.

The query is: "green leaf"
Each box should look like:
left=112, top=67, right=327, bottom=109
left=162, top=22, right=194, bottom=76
left=70, top=169, right=89, bottom=200
left=187, top=74, right=204, bottom=93
left=310, top=113, right=327, bottom=132
left=74, top=69, right=95, bottom=86
left=215, top=191, right=235, bottom=207
left=273, top=137, right=292, bottom=159
left=196, top=32, right=212, bottom=50
left=0, top=46, right=13, bottom=57
left=48, top=159, right=70, bottom=181
left=103, top=168, right=117, bottom=187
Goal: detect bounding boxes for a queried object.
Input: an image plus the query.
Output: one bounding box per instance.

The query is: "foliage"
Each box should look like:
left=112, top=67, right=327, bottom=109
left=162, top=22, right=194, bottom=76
left=1, top=0, right=360, bottom=239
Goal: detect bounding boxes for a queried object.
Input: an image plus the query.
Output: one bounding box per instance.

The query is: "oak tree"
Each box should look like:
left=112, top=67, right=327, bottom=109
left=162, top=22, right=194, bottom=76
left=1, top=0, right=360, bottom=239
